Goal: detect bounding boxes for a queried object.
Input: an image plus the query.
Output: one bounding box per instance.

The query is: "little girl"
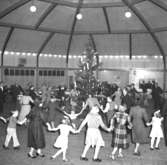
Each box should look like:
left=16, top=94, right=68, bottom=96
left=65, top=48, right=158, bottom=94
left=48, top=117, right=77, bottom=162
left=108, top=104, right=132, bottom=160
left=147, top=110, right=164, bottom=150
left=77, top=105, right=109, bottom=162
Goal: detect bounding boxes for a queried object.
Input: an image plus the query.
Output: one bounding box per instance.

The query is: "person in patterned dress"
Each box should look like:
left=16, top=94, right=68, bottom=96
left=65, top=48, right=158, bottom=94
left=108, top=103, right=132, bottom=160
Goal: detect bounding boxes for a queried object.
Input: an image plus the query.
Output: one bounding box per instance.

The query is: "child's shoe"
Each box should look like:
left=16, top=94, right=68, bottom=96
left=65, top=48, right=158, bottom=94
left=63, top=158, right=68, bottom=162
left=2, top=144, right=9, bottom=149
left=13, top=145, right=20, bottom=150
left=92, top=158, right=102, bottom=162
left=118, top=153, right=123, bottom=158
left=80, top=156, right=88, bottom=161
left=150, top=147, right=154, bottom=150
left=109, top=154, right=115, bottom=160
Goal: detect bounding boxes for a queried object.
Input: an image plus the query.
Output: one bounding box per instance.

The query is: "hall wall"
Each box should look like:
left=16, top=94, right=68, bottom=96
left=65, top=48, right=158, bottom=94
left=0, top=52, right=166, bottom=89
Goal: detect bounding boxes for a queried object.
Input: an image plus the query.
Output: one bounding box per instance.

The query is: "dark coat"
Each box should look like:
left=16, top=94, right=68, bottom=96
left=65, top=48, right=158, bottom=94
left=0, top=87, right=4, bottom=114
left=162, top=99, right=167, bottom=146
left=143, top=94, right=155, bottom=121
left=27, top=105, right=45, bottom=149
left=47, top=101, right=58, bottom=122
left=129, top=105, right=150, bottom=144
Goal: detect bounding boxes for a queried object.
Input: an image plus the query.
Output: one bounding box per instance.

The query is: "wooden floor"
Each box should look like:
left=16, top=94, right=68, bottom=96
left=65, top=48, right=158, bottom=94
left=0, top=99, right=167, bottom=165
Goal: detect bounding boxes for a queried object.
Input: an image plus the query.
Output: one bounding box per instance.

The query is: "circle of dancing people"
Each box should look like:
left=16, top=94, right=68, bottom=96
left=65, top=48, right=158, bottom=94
left=0, top=81, right=167, bottom=162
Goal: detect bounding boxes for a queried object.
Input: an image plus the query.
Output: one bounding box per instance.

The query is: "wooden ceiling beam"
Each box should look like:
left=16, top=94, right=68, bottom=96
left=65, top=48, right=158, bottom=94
left=36, top=32, right=54, bottom=58
left=148, top=0, right=167, bottom=12
left=89, top=34, right=97, bottom=51
left=102, top=7, right=111, bottom=34
left=129, top=33, right=132, bottom=60
left=1, top=22, right=167, bottom=34
left=36, top=32, right=54, bottom=67
left=66, top=0, right=83, bottom=64
left=38, top=0, right=146, bottom=8
left=0, top=0, right=31, bottom=19
left=1, top=27, right=14, bottom=66
left=35, top=3, right=57, bottom=29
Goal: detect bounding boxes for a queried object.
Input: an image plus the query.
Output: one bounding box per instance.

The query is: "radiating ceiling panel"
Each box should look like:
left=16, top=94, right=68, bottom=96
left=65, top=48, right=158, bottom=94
left=6, top=29, right=49, bottom=52
left=132, top=33, right=160, bottom=55
left=106, top=7, right=146, bottom=31
left=0, top=0, right=21, bottom=13
left=75, top=8, right=108, bottom=32
left=0, top=1, right=50, bottom=26
left=0, top=27, right=10, bottom=50
left=41, top=6, right=75, bottom=32
left=93, top=34, right=129, bottom=55
left=155, top=32, right=167, bottom=55
left=69, top=35, right=90, bottom=55
left=42, top=34, right=69, bottom=55
left=160, top=0, right=167, bottom=5
left=136, top=1, right=167, bottom=28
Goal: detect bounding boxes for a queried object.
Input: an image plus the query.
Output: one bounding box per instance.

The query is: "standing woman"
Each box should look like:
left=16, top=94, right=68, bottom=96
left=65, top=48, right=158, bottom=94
left=129, top=97, right=150, bottom=156
left=18, top=90, right=34, bottom=124
left=112, top=87, right=122, bottom=107
left=27, top=97, right=46, bottom=158
left=143, top=89, right=155, bottom=121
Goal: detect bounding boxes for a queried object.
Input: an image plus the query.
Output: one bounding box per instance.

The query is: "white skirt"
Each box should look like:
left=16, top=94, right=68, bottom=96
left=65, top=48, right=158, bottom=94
left=54, top=135, right=68, bottom=149
left=150, top=127, right=164, bottom=138
left=85, top=128, right=105, bottom=147
left=18, top=105, right=31, bottom=122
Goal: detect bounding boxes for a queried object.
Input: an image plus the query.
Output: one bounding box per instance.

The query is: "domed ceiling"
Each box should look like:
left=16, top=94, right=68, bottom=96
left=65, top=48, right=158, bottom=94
left=0, top=0, right=167, bottom=65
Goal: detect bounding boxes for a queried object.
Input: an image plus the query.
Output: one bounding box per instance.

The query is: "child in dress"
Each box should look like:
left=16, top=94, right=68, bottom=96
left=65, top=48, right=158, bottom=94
left=108, top=104, right=132, bottom=160
left=48, top=117, right=78, bottom=162
left=147, top=110, right=164, bottom=150
left=77, top=105, right=109, bottom=162
left=1, top=110, right=20, bottom=149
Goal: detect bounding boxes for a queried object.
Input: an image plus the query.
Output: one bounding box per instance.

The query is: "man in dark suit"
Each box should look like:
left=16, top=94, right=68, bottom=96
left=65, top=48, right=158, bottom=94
left=0, top=81, right=4, bottom=114
left=152, top=82, right=163, bottom=109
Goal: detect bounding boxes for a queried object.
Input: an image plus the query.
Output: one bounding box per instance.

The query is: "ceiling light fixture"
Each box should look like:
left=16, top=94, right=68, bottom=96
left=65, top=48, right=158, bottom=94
left=76, top=13, right=83, bottom=20
left=30, top=5, right=37, bottom=13
left=125, top=11, right=132, bottom=18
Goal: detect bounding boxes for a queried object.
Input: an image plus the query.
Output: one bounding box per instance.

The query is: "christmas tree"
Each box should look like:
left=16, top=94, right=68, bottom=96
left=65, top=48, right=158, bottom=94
left=75, top=41, right=101, bottom=100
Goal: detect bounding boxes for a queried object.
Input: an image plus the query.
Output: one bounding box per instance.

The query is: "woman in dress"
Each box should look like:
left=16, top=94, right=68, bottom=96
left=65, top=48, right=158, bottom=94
left=18, top=90, right=33, bottom=124
left=129, top=97, right=150, bottom=156
left=112, top=87, right=122, bottom=107
left=27, top=97, right=46, bottom=158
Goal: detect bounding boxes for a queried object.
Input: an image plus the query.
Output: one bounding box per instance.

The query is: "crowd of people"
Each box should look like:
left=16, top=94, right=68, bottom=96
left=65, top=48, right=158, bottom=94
left=0, top=80, right=167, bottom=162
